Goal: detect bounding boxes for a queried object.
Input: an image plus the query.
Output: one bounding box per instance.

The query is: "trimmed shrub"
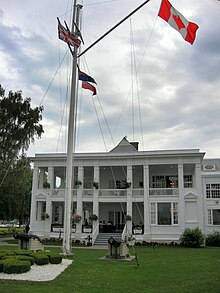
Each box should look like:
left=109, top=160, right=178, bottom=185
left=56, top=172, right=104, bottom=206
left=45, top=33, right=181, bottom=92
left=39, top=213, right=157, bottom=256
left=0, top=250, right=15, bottom=260
left=180, top=227, right=204, bottom=248
left=14, top=249, right=33, bottom=256
left=33, top=252, right=49, bottom=265
left=206, top=231, right=220, bottom=247
left=2, top=259, right=31, bottom=274
left=47, top=252, right=62, bottom=264
left=3, top=255, right=35, bottom=266
left=0, top=260, right=4, bottom=272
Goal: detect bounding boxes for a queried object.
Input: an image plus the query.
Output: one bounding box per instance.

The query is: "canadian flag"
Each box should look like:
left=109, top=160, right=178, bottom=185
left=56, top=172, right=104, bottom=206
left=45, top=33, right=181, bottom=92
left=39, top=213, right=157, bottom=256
left=158, top=0, right=199, bottom=45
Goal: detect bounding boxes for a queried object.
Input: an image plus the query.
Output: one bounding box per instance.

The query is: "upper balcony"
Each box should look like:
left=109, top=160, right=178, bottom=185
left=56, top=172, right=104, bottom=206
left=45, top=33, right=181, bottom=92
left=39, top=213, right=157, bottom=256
left=35, top=163, right=195, bottom=199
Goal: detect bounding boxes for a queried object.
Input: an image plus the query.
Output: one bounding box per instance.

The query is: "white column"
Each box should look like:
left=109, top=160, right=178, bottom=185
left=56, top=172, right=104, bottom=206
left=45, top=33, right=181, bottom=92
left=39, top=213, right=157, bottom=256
left=144, top=164, right=150, bottom=241
left=93, top=166, right=99, bottom=232
left=178, top=163, right=185, bottom=234
left=195, top=163, right=204, bottom=231
left=30, top=167, right=38, bottom=229
left=126, top=165, right=132, bottom=234
left=76, top=166, right=83, bottom=235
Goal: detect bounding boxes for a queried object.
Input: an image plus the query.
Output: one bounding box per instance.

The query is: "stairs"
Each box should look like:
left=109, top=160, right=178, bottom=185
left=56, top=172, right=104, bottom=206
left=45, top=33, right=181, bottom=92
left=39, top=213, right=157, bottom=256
left=94, top=233, right=122, bottom=246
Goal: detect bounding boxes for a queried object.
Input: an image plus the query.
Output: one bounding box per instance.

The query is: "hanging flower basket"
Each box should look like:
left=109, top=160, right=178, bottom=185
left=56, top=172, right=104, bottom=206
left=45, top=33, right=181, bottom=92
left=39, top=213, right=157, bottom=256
left=125, top=182, right=131, bottom=189
left=72, top=214, right=82, bottom=223
left=41, top=213, right=50, bottom=220
left=89, top=214, right=98, bottom=221
left=93, top=182, right=99, bottom=189
left=43, top=182, right=51, bottom=189
left=125, top=215, right=132, bottom=221
left=74, top=180, right=82, bottom=188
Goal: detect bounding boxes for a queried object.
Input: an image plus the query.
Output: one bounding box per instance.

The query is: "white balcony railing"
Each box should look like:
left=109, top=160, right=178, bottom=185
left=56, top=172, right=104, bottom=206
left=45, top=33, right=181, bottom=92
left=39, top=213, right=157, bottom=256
left=132, top=189, right=144, bottom=197
left=51, top=189, right=77, bottom=197
left=149, top=188, right=178, bottom=196
left=99, top=189, right=127, bottom=197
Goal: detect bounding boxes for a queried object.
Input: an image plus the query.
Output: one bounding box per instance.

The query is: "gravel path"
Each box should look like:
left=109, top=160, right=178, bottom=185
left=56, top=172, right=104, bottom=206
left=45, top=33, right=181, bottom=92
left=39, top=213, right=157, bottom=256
left=0, top=259, right=73, bottom=282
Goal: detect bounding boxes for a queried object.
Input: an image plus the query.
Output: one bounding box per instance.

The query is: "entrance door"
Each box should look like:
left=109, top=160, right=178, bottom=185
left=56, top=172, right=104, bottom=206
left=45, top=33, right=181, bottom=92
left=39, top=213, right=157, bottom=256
left=108, top=211, right=124, bottom=232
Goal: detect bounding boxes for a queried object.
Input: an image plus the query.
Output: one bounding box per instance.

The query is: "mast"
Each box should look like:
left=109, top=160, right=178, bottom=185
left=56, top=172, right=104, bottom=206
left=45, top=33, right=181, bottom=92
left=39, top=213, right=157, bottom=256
left=62, top=2, right=82, bottom=255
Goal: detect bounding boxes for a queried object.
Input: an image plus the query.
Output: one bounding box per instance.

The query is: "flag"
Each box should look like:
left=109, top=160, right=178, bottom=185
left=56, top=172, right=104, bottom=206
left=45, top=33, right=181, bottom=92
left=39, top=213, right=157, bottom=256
left=82, top=81, right=97, bottom=96
left=57, top=18, right=81, bottom=48
left=158, top=0, right=199, bottom=45
left=79, top=71, right=97, bottom=84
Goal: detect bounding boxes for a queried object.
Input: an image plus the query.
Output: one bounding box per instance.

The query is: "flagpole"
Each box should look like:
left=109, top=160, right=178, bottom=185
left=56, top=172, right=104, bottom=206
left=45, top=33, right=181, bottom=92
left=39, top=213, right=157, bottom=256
left=78, top=0, right=151, bottom=58
left=62, top=1, right=82, bottom=256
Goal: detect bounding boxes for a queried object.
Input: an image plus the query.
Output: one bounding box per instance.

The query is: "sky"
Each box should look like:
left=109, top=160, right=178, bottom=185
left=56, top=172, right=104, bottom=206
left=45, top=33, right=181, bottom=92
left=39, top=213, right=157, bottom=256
left=0, top=0, right=220, bottom=158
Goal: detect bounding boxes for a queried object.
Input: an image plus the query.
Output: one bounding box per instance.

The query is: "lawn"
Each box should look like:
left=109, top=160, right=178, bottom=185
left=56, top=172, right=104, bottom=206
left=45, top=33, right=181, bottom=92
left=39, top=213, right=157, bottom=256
left=0, top=245, right=219, bottom=293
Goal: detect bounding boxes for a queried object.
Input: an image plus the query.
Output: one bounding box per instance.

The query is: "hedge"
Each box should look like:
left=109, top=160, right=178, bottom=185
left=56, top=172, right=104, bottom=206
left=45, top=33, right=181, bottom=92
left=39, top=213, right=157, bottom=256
left=33, top=251, right=49, bottom=265
left=47, top=252, right=62, bottom=264
left=2, top=259, right=31, bottom=274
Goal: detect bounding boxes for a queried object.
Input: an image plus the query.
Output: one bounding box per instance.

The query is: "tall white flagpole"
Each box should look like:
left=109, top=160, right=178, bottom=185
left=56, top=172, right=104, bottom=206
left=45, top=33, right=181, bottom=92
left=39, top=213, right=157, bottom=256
left=62, top=1, right=82, bottom=256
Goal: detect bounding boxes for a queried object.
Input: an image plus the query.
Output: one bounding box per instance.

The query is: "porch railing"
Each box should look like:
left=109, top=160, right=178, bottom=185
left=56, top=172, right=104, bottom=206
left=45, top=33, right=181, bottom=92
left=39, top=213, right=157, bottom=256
left=132, top=189, right=144, bottom=196
left=149, top=188, right=178, bottom=196
left=51, top=189, right=77, bottom=197
left=99, top=189, right=127, bottom=197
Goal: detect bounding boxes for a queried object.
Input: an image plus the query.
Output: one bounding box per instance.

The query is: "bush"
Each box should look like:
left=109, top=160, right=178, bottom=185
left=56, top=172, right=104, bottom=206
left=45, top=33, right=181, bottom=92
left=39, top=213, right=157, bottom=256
left=3, top=255, right=35, bottom=265
left=180, top=227, right=204, bottom=248
left=14, top=249, right=33, bottom=256
left=206, top=231, right=220, bottom=247
left=47, top=252, right=62, bottom=264
left=2, top=259, right=31, bottom=274
left=0, top=250, right=15, bottom=260
left=33, top=251, right=49, bottom=265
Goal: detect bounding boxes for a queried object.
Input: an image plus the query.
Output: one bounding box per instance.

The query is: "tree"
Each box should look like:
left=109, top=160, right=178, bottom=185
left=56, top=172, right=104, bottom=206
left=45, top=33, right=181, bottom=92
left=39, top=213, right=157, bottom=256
left=0, top=85, right=44, bottom=165
left=0, top=85, right=44, bottom=223
left=0, top=155, right=32, bottom=224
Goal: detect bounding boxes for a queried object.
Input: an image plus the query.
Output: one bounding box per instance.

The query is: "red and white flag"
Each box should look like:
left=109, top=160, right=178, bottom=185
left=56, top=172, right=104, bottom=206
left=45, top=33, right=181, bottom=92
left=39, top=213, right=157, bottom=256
left=82, top=81, right=97, bottom=96
left=57, top=18, right=81, bottom=48
left=158, top=0, right=199, bottom=45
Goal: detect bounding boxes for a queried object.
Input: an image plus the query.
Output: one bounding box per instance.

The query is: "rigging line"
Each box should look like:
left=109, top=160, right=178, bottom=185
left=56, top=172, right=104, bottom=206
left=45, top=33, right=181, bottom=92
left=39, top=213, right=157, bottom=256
left=113, top=15, right=157, bottom=139
left=130, top=17, right=145, bottom=151
left=91, top=95, right=108, bottom=151
left=78, top=0, right=151, bottom=58
left=129, top=17, right=135, bottom=142
left=96, top=95, right=115, bottom=147
left=39, top=51, right=68, bottom=107
left=80, top=55, right=115, bottom=148
left=84, top=0, right=119, bottom=6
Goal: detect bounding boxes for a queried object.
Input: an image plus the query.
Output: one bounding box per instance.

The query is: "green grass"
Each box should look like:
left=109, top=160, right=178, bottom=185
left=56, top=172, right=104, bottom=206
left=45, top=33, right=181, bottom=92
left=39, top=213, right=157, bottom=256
left=0, top=246, right=219, bottom=293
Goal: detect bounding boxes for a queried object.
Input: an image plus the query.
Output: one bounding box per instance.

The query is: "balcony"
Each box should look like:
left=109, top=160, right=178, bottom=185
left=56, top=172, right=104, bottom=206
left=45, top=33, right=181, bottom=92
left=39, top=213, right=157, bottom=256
left=149, top=188, right=179, bottom=196
left=99, top=189, right=127, bottom=197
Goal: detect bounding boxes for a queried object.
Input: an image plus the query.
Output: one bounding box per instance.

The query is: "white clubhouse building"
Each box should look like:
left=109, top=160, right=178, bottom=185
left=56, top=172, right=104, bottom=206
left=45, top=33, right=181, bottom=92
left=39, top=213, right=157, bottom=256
left=30, top=137, right=220, bottom=244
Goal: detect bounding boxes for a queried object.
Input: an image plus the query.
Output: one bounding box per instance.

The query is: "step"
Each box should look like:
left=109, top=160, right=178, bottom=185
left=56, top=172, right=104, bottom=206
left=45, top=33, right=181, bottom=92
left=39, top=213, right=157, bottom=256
left=94, top=233, right=122, bottom=245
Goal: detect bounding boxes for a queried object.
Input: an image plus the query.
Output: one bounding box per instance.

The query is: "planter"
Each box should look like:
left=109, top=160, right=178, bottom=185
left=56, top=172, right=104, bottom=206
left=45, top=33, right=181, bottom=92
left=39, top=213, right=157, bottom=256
left=89, top=214, right=98, bottom=221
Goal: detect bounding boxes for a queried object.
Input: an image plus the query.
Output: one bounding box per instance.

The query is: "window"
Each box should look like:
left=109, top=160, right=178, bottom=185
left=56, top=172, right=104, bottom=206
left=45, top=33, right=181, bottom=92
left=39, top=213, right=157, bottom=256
left=151, top=175, right=178, bottom=188
left=208, top=209, right=220, bottom=225
left=206, top=184, right=220, bottom=198
left=184, top=175, right=193, bottom=188
left=150, top=202, right=178, bottom=225
left=36, top=201, right=46, bottom=220
left=150, top=203, right=156, bottom=225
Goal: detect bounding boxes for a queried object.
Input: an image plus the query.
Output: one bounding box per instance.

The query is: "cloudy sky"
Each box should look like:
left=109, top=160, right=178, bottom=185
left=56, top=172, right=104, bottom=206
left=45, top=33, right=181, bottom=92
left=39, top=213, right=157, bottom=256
left=0, top=0, right=220, bottom=158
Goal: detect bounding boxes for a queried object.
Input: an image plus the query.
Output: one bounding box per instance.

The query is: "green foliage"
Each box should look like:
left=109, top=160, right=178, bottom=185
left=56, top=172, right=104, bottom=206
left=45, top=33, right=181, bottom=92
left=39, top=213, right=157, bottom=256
left=33, top=251, right=49, bottom=265
left=0, top=250, right=15, bottom=260
left=47, top=252, right=62, bottom=264
left=89, top=214, right=98, bottom=221
left=206, top=231, right=220, bottom=247
left=0, top=85, right=44, bottom=164
left=180, top=227, right=205, bottom=248
left=0, top=155, right=32, bottom=223
left=14, top=249, right=33, bottom=256
left=2, top=259, right=31, bottom=274
left=3, top=255, right=35, bottom=265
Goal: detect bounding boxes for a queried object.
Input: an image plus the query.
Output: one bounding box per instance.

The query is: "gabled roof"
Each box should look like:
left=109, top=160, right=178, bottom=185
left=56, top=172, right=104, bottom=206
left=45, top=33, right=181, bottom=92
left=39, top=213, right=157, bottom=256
left=110, top=137, right=138, bottom=153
